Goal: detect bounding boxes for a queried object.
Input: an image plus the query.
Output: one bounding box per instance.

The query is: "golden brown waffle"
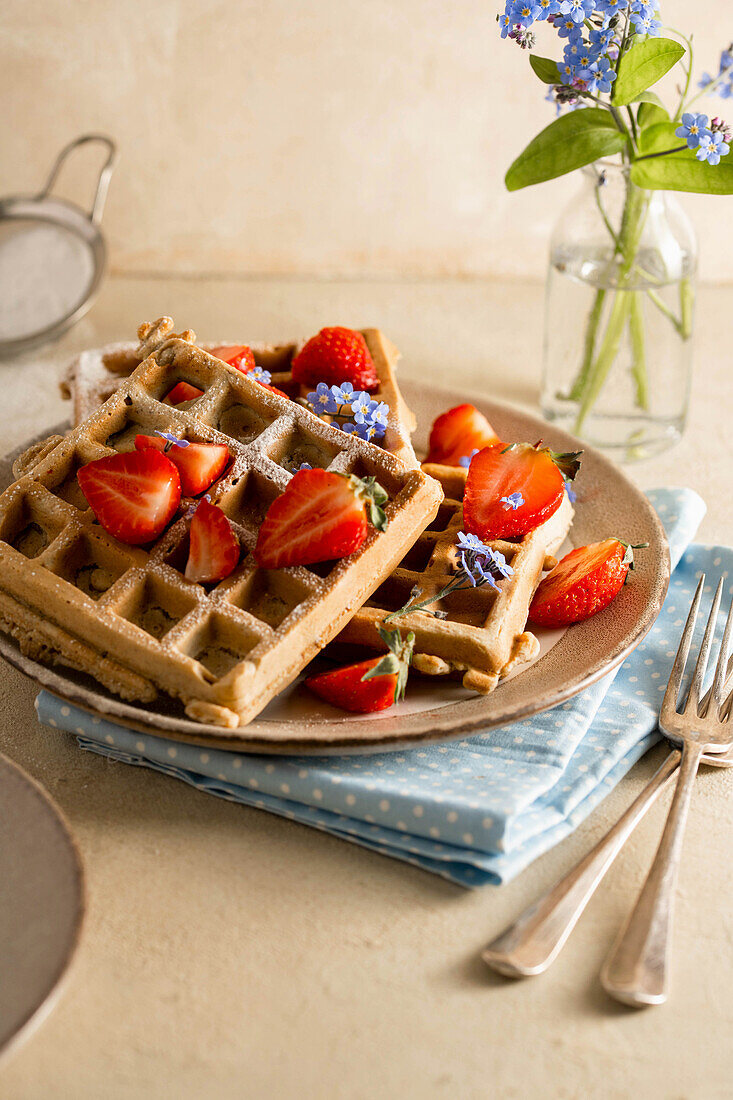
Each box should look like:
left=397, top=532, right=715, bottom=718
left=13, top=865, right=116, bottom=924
left=61, top=328, right=418, bottom=465
left=336, top=462, right=574, bottom=694
left=0, top=320, right=442, bottom=728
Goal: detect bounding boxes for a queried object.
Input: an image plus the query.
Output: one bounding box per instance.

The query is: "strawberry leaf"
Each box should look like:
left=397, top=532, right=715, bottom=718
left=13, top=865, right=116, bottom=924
left=362, top=654, right=401, bottom=679
left=620, top=540, right=649, bottom=570
left=549, top=449, right=583, bottom=481
left=347, top=473, right=389, bottom=532
left=363, top=625, right=415, bottom=703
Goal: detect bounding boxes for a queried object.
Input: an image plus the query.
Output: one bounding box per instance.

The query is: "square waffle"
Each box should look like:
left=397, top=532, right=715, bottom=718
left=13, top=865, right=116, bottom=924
left=0, top=322, right=442, bottom=728
left=61, top=324, right=418, bottom=466
left=335, top=462, right=574, bottom=693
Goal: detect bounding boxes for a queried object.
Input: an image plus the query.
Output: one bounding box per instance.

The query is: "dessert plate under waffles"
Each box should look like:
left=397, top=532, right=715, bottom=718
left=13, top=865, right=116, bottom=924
left=0, top=384, right=669, bottom=754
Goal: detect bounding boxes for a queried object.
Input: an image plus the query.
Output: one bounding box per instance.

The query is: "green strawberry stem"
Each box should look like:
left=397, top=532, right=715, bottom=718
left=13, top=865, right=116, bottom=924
left=620, top=539, right=649, bottom=570
left=346, top=474, right=389, bottom=532
left=362, top=625, right=415, bottom=703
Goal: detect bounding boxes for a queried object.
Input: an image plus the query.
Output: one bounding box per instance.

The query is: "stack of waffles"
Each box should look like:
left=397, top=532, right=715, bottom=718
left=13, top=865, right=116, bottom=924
left=336, top=463, right=573, bottom=693
left=0, top=317, right=573, bottom=728
left=0, top=320, right=440, bottom=727
left=61, top=326, right=417, bottom=466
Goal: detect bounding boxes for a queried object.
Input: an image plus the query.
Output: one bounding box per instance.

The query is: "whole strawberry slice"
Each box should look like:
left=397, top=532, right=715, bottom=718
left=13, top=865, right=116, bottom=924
left=463, top=442, right=582, bottom=540
left=209, top=344, right=256, bottom=374
left=529, top=539, right=645, bottom=628
left=77, top=450, right=181, bottom=546
left=185, top=499, right=240, bottom=584
left=165, top=381, right=204, bottom=405
left=135, top=434, right=229, bottom=497
left=291, top=327, right=378, bottom=391
left=306, top=626, right=414, bottom=713
left=426, top=404, right=500, bottom=466
left=255, top=468, right=388, bottom=569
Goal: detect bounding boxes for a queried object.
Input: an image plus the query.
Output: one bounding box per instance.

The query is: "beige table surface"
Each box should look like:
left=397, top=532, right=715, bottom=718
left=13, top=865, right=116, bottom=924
left=0, top=275, right=732, bottom=1100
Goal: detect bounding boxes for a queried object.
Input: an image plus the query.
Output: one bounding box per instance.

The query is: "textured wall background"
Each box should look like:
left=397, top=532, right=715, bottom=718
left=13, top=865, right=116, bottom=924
left=2, top=0, right=730, bottom=280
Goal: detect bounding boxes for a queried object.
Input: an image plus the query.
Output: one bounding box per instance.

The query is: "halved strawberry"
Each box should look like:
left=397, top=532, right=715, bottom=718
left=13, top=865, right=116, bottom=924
left=306, top=626, right=413, bottom=713
left=291, top=327, right=378, bottom=391
left=425, top=404, right=500, bottom=466
left=185, top=499, right=240, bottom=584
left=165, top=381, right=204, bottom=405
left=529, top=539, right=644, bottom=627
left=134, top=435, right=229, bottom=497
left=258, top=381, right=290, bottom=400
left=255, top=469, right=388, bottom=569
left=209, top=345, right=256, bottom=374
left=463, top=442, right=581, bottom=540
left=77, top=450, right=181, bottom=546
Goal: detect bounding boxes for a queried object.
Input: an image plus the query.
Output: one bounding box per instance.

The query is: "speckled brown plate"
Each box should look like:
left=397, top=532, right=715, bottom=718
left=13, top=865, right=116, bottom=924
left=0, top=383, right=669, bottom=753
left=0, top=753, right=85, bottom=1060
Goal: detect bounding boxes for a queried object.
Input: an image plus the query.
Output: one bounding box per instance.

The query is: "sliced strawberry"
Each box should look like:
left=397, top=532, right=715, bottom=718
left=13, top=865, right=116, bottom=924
left=307, top=657, right=396, bottom=713
left=77, top=450, right=181, bottom=546
left=254, top=469, right=388, bottom=569
left=463, top=442, right=581, bottom=540
left=209, top=345, right=256, bottom=374
left=529, top=539, right=643, bottom=627
left=291, top=327, right=378, bottom=391
left=165, top=381, right=204, bottom=405
left=258, top=381, right=290, bottom=400
left=184, top=499, right=240, bottom=584
left=425, top=404, right=500, bottom=466
left=135, top=435, right=229, bottom=496
left=306, top=626, right=414, bottom=713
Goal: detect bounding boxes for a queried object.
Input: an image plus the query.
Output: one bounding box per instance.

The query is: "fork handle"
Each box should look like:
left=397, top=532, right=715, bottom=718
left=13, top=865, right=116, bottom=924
left=600, top=740, right=704, bottom=1007
left=482, top=751, right=681, bottom=978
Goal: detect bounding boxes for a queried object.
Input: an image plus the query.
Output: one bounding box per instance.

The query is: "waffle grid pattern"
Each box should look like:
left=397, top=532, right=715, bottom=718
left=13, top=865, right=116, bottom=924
left=0, top=324, right=441, bottom=727
left=61, top=328, right=417, bottom=465
left=337, top=463, right=574, bottom=693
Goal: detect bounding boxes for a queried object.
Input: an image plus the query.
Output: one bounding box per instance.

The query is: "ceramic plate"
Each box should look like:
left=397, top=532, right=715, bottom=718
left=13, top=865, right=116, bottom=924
left=0, top=753, right=84, bottom=1059
left=0, top=382, right=669, bottom=752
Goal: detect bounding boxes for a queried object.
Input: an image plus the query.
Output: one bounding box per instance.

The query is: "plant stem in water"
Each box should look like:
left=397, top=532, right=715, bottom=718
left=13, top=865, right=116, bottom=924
left=575, top=290, right=633, bottom=432
left=568, top=288, right=606, bottom=402
left=679, top=276, right=694, bottom=339
left=572, top=179, right=649, bottom=433
left=629, top=292, right=649, bottom=410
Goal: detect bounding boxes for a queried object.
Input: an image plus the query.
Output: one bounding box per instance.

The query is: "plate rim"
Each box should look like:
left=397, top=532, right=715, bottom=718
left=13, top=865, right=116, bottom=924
left=0, top=751, right=86, bottom=1061
left=0, top=388, right=670, bottom=753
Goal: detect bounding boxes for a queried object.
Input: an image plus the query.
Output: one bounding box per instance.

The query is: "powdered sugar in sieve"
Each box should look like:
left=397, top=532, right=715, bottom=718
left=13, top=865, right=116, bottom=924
left=0, top=220, right=95, bottom=342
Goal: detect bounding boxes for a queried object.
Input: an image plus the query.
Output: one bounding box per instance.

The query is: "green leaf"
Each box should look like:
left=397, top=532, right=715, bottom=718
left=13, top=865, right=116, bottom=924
left=637, top=98, right=670, bottom=129
left=632, top=90, right=666, bottom=107
left=505, top=109, right=628, bottom=191
left=529, top=55, right=562, bottom=85
left=631, top=151, right=733, bottom=195
left=632, top=119, right=733, bottom=193
left=637, top=120, right=680, bottom=155
left=612, top=37, right=685, bottom=107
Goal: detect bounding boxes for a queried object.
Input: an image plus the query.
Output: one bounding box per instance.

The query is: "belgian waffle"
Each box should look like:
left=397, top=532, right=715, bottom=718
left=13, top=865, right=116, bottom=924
left=61, top=328, right=418, bottom=465
left=0, top=320, right=442, bottom=728
left=335, top=462, right=574, bottom=693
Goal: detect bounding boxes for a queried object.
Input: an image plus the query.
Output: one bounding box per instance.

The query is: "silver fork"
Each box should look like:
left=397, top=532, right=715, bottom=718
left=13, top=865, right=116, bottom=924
left=482, top=576, right=733, bottom=985
left=600, top=575, right=733, bottom=1006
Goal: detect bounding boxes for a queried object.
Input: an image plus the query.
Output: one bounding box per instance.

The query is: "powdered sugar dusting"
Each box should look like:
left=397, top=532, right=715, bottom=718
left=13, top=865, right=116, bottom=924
left=0, top=222, right=94, bottom=341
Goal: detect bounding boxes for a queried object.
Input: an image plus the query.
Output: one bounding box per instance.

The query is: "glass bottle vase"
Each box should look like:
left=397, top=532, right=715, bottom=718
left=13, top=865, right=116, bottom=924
left=540, top=161, right=697, bottom=461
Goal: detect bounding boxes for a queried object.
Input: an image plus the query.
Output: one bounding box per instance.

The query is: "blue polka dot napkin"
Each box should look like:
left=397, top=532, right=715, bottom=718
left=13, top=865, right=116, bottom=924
left=36, top=489, right=720, bottom=887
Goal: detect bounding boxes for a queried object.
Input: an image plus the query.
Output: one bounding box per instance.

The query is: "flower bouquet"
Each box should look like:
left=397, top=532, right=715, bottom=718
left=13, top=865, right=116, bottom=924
left=499, top=0, right=733, bottom=458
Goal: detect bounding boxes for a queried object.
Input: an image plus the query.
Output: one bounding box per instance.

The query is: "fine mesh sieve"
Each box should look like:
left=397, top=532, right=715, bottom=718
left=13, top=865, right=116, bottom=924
left=0, top=134, right=117, bottom=358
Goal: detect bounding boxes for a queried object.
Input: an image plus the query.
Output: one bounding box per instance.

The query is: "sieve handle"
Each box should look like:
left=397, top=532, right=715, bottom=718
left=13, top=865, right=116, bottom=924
left=39, top=134, right=118, bottom=226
